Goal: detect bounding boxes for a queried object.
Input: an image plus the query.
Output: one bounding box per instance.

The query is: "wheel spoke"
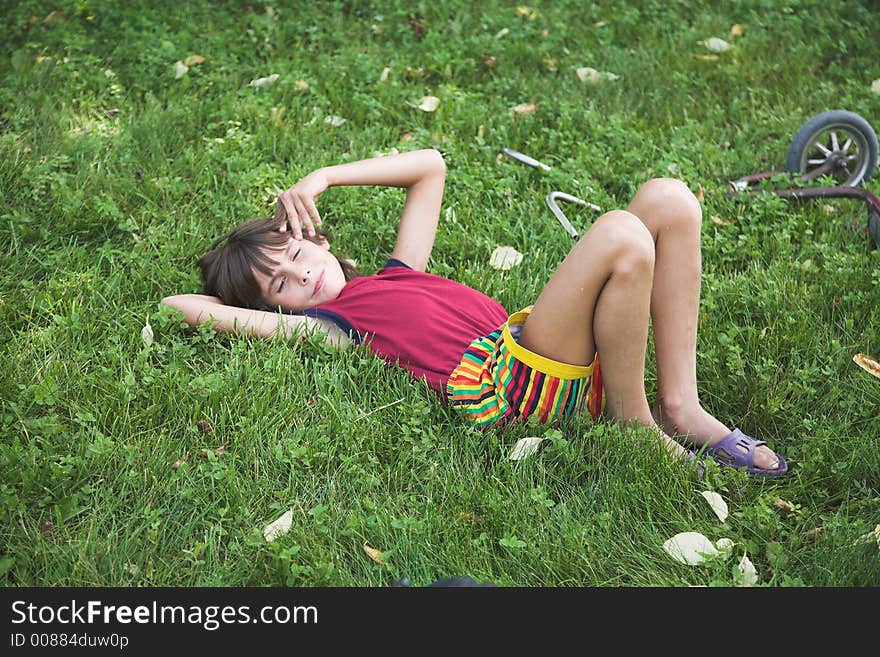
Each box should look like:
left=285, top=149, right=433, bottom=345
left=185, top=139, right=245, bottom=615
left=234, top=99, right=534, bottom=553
left=830, top=131, right=840, bottom=152
left=813, top=140, right=832, bottom=156
left=840, top=137, right=853, bottom=153
left=807, top=158, right=826, bottom=165
left=846, top=154, right=860, bottom=162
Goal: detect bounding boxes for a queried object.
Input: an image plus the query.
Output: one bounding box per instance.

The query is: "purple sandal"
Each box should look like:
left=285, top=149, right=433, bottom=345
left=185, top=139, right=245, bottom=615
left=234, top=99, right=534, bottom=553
left=706, top=428, right=788, bottom=478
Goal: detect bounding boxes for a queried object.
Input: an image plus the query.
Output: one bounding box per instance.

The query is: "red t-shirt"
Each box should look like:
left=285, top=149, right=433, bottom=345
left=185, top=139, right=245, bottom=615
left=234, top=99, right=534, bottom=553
left=302, top=260, right=508, bottom=394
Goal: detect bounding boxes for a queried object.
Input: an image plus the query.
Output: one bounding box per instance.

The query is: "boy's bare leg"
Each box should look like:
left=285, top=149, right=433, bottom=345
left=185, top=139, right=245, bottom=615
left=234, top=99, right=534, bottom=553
left=518, top=210, right=687, bottom=458
left=627, top=178, right=779, bottom=471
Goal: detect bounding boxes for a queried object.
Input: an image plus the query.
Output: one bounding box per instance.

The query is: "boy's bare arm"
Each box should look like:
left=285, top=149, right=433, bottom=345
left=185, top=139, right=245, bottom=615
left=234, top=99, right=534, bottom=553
left=276, top=149, right=446, bottom=271
left=159, top=294, right=351, bottom=346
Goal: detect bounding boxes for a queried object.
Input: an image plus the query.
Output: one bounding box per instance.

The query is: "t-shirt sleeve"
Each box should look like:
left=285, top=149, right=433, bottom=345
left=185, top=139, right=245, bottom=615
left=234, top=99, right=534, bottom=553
left=382, top=258, right=412, bottom=270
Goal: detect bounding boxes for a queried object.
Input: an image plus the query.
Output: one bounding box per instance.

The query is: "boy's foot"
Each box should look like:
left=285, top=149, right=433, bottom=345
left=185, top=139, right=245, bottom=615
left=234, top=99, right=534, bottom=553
left=704, top=429, right=788, bottom=478
left=653, top=403, right=784, bottom=474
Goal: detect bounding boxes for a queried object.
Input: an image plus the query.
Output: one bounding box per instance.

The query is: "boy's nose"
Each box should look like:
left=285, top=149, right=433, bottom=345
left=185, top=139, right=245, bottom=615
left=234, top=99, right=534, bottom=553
left=296, top=266, right=311, bottom=285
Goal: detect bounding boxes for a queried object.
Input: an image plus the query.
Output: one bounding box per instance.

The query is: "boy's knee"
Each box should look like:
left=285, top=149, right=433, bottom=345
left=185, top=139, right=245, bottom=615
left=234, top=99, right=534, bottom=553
left=591, top=210, right=655, bottom=269
left=633, top=178, right=702, bottom=227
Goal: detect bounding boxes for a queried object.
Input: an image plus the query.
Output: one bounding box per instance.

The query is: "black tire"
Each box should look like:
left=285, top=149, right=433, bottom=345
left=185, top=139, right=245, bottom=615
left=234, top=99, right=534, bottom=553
left=786, top=110, right=879, bottom=186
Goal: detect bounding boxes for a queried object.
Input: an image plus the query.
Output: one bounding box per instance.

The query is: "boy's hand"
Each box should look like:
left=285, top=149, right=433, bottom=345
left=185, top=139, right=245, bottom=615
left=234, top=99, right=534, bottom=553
left=275, top=170, right=328, bottom=239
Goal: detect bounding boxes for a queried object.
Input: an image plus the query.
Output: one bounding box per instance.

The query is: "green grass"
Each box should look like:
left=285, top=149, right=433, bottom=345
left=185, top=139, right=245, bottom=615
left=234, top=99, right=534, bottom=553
left=1, top=0, right=879, bottom=587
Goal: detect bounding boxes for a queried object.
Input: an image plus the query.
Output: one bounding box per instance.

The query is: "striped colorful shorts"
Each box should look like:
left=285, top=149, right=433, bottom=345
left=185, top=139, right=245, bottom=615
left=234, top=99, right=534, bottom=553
left=446, top=306, right=605, bottom=428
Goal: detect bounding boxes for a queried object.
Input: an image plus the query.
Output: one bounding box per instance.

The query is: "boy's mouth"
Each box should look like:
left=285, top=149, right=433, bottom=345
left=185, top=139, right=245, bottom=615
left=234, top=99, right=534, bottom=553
left=313, top=270, right=324, bottom=297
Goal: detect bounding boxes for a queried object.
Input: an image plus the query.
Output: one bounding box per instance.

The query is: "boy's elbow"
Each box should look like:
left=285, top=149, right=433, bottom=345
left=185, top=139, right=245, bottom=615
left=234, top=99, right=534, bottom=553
left=160, top=294, right=184, bottom=309
left=425, top=148, right=446, bottom=174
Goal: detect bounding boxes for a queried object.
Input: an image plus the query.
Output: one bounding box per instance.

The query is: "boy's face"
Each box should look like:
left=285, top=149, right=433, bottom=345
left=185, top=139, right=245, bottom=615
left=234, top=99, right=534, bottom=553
left=253, top=236, right=346, bottom=311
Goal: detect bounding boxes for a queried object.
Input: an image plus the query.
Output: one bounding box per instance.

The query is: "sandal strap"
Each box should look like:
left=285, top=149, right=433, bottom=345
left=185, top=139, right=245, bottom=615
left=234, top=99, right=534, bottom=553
left=709, top=428, right=767, bottom=466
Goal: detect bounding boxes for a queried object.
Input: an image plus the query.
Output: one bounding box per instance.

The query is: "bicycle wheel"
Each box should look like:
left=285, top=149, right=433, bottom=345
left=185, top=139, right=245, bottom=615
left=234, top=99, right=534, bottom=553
left=786, top=110, right=878, bottom=186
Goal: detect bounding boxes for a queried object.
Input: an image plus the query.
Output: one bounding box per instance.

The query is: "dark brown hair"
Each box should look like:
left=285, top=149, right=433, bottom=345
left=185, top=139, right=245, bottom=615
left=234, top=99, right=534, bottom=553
left=198, top=216, right=360, bottom=311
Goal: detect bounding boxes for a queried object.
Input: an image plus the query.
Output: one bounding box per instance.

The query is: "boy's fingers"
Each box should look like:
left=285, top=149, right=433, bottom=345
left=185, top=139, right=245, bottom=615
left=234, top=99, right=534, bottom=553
left=294, top=198, right=315, bottom=236
left=306, top=200, right=322, bottom=228
left=279, top=194, right=297, bottom=224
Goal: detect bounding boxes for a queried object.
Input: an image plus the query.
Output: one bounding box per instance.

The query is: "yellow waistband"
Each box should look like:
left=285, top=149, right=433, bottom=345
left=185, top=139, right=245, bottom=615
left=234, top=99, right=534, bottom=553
left=501, top=308, right=596, bottom=379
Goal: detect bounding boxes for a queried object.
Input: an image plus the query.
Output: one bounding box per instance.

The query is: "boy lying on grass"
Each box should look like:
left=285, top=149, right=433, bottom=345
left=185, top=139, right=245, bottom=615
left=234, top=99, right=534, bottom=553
left=162, top=149, right=787, bottom=477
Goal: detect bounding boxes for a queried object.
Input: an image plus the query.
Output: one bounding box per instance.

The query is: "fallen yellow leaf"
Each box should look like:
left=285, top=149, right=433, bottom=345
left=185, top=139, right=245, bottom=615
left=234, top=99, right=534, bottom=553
left=774, top=498, right=794, bottom=514
left=710, top=215, right=732, bottom=226
left=695, top=185, right=705, bottom=203
left=510, top=102, right=537, bottom=116
left=515, top=6, right=540, bottom=20
left=730, top=24, right=745, bottom=38
left=363, top=542, right=386, bottom=565
left=184, top=55, right=205, bottom=66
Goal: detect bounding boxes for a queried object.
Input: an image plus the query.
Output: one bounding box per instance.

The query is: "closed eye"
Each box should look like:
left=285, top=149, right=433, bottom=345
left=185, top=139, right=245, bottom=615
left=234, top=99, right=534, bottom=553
left=277, top=247, right=301, bottom=293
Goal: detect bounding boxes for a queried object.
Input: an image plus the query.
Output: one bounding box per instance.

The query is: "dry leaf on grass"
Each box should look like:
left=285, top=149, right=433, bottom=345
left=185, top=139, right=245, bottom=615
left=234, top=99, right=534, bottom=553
left=294, top=79, right=310, bottom=91
left=509, top=437, right=544, bottom=461
left=363, top=542, right=386, bottom=565
left=853, top=353, right=880, bottom=380
left=173, top=61, right=188, bottom=79
left=417, top=96, right=440, bottom=112
left=806, top=526, right=825, bottom=540
left=662, top=532, right=719, bottom=565
left=575, top=67, right=620, bottom=84
left=515, top=6, right=540, bottom=20
left=379, top=67, right=391, bottom=83
left=171, top=459, right=186, bottom=470
left=489, top=245, right=523, bottom=271
left=774, top=498, right=794, bottom=514
left=263, top=509, right=293, bottom=542
left=700, top=491, right=729, bottom=523
left=699, top=37, right=732, bottom=53
left=730, top=24, right=746, bottom=38
left=184, top=55, right=206, bottom=66
left=510, top=102, right=537, bottom=116
left=141, top=318, right=153, bottom=347
left=736, top=553, right=758, bottom=587
left=324, top=116, right=346, bottom=126
left=249, top=73, right=279, bottom=88
left=710, top=216, right=732, bottom=226
left=871, top=79, right=880, bottom=95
